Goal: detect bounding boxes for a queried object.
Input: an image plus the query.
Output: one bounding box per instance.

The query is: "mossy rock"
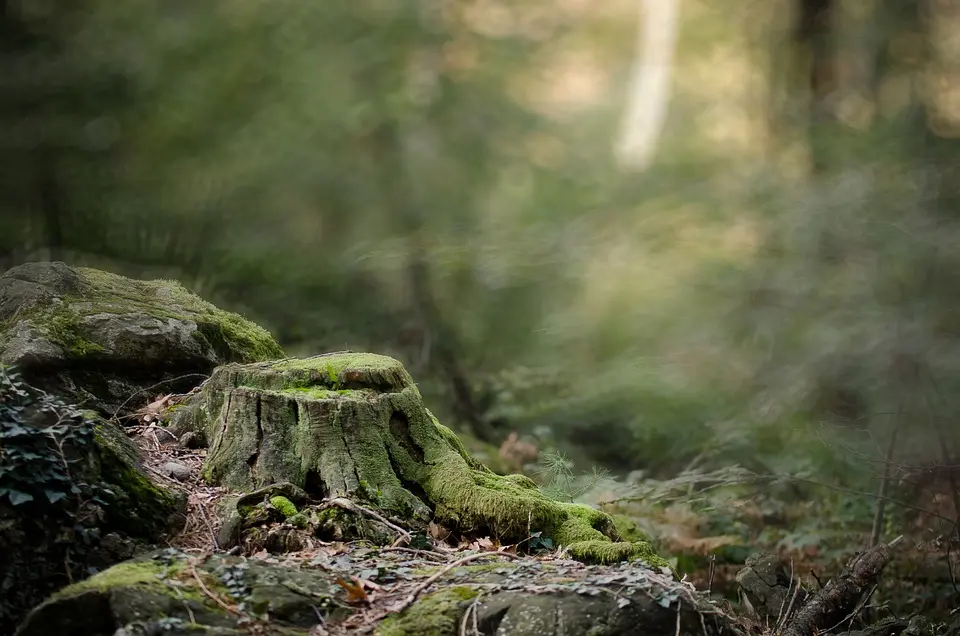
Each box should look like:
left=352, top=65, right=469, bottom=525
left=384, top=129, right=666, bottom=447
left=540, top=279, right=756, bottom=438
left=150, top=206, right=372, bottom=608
left=15, top=547, right=738, bottom=636
left=94, top=418, right=186, bottom=538
left=0, top=261, right=284, bottom=414
left=377, top=587, right=479, bottom=636
left=14, top=550, right=352, bottom=636
left=178, top=352, right=669, bottom=568
left=0, top=411, right=183, bottom=634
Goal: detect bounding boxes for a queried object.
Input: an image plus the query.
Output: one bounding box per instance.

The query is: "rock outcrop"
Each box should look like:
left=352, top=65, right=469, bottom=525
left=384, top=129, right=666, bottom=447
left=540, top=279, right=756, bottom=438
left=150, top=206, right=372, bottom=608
left=0, top=261, right=284, bottom=415
left=0, top=262, right=284, bottom=633
left=15, top=547, right=743, bottom=636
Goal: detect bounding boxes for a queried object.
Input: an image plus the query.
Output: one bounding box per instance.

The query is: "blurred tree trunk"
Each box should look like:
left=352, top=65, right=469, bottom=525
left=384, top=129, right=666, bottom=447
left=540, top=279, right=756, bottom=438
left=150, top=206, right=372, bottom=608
left=793, top=0, right=837, bottom=174
left=38, top=151, right=63, bottom=261
left=358, top=16, right=498, bottom=443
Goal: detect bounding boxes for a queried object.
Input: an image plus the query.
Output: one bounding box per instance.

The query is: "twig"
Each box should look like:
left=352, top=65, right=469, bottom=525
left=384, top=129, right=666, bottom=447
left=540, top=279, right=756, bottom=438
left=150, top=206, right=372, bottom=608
left=189, top=563, right=240, bottom=615
left=826, top=583, right=877, bottom=635
left=459, top=591, right=484, bottom=636
left=378, top=546, right=446, bottom=561
left=194, top=495, right=220, bottom=550
left=869, top=418, right=900, bottom=547
left=182, top=600, right=196, bottom=624
left=326, top=498, right=411, bottom=544
left=393, top=552, right=519, bottom=614
left=780, top=575, right=804, bottom=630
left=775, top=559, right=795, bottom=629
left=110, top=373, right=208, bottom=423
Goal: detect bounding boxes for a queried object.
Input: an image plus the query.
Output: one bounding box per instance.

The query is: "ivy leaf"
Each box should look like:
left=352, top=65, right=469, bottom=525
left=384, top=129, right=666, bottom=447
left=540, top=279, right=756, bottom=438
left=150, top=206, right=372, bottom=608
left=45, top=489, right=68, bottom=503
left=8, top=490, right=35, bottom=505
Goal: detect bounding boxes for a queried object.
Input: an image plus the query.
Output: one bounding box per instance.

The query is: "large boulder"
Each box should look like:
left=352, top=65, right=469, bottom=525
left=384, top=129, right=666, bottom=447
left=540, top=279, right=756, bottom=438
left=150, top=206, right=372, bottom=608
left=0, top=261, right=284, bottom=415
left=172, top=352, right=667, bottom=567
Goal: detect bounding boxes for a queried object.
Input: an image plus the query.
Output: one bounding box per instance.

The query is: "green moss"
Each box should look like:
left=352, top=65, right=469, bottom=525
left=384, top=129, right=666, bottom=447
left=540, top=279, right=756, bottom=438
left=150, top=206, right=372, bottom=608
left=270, top=496, right=298, bottom=518
left=423, top=431, right=671, bottom=569
left=41, top=306, right=106, bottom=357
left=269, top=353, right=415, bottom=391
left=53, top=559, right=201, bottom=602
left=3, top=266, right=283, bottom=363
left=502, top=473, right=538, bottom=490
left=377, top=587, right=478, bottom=636
left=609, top=514, right=651, bottom=543
left=289, top=513, right=309, bottom=529
left=564, top=540, right=670, bottom=568
left=281, top=387, right=368, bottom=400
left=95, top=426, right=181, bottom=539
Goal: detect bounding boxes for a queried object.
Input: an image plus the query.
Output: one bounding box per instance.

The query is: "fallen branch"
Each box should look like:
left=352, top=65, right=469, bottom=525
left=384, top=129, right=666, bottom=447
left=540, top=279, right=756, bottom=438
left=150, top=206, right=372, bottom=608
left=780, top=535, right=903, bottom=636
left=325, top=497, right=411, bottom=545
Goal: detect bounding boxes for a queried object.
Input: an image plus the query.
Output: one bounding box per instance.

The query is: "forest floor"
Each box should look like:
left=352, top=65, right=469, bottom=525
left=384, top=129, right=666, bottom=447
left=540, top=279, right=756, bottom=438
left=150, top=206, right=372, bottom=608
left=127, top=413, right=960, bottom=629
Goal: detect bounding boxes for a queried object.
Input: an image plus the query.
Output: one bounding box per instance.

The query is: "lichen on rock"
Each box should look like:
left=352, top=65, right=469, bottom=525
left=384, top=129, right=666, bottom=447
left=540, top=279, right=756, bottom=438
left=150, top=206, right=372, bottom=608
left=178, top=351, right=667, bottom=568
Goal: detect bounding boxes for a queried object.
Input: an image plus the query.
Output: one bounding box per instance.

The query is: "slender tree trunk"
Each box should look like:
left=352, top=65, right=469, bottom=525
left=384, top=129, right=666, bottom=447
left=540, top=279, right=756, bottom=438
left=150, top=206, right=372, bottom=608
left=794, top=0, right=837, bottom=174
left=38, top=152, right=63, bottom=261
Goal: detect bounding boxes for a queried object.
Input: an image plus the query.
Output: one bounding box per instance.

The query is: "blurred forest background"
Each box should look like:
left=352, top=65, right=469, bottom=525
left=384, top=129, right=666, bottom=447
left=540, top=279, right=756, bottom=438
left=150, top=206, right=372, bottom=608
left=2, top=0, right=959, bottom=614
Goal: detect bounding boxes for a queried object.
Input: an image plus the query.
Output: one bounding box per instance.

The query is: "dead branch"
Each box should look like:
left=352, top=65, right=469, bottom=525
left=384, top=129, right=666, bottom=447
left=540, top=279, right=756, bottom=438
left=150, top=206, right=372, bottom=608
left=780, top=535, right=903, bottom=636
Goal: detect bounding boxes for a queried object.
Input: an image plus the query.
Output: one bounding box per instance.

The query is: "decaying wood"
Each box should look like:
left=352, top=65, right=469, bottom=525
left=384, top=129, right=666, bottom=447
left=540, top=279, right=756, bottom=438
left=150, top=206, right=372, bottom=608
left=780, top=535, right=903, bottom=636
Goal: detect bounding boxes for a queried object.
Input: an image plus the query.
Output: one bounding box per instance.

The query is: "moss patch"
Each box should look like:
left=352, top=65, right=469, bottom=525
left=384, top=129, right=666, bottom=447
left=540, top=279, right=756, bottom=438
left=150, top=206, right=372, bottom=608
left=1, top=265, right=283, bottom=364
left=270, top=496, right=298, bottom=518
left=565, top=540, right=669, bottom=567
left=377, top=586, right=478, bottom=636
left=189, top=352, right=668, bottom=568
left=95, top=424, right=182, bottom=539
left=52, top=558, right=202, bottom=603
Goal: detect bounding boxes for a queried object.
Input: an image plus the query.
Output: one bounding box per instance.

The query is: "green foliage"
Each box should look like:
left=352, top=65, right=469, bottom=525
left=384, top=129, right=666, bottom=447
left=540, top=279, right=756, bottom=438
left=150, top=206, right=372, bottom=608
left=1, top=0, right=957, bottom=517
left=534, top=450, right=612, bottom=504
left=0, top=367, right=112, bottom=542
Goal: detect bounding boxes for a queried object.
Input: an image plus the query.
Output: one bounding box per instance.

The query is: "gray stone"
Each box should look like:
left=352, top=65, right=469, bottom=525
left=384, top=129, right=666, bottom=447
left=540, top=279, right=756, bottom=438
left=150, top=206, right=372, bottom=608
left=158, top=461, right=192, bottom=482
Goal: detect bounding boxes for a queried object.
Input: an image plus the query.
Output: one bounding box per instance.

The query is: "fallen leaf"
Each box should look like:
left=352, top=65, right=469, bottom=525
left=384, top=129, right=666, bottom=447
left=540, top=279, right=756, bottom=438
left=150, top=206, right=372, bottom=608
left=336, top=577, right=369, bottom=604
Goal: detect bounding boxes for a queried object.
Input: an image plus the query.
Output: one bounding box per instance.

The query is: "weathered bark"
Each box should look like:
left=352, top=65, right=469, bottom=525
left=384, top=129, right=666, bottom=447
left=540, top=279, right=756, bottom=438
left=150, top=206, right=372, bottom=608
left=780, top=536, right=902, bottom=636
left=177, top=352, right=666, bottom=566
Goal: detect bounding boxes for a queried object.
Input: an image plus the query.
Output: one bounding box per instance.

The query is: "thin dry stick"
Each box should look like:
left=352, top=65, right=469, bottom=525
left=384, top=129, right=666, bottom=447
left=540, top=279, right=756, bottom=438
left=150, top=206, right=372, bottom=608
left=459, top=591, right=484, bottom=636
left=110, top=373, right=209, bottom=423
left=194, top=495, right=220, bottom=550
left=327, top=498, right=411, bottom=544
left=818, top=583, right=878, bottom=635
left=780, top=575, right=804, bottom=630
left=378, top=547, right=447, bottom=561
left=869, top=420, right=900, bottom=548
left=190, top=563, right=240, bottom=615
left=394, top=552, right=519, bottom=614
left=775, top=559, right=795, bottom=629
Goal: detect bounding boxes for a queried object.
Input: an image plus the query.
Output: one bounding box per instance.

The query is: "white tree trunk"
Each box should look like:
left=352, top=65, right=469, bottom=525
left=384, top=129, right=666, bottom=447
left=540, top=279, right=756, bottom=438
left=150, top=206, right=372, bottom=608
left=614, top=0, right=680, bottom=171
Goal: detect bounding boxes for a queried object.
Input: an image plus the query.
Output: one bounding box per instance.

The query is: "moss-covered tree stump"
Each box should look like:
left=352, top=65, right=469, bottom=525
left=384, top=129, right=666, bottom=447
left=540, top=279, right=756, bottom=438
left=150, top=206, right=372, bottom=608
left=175, top=352, right=667, bottom=566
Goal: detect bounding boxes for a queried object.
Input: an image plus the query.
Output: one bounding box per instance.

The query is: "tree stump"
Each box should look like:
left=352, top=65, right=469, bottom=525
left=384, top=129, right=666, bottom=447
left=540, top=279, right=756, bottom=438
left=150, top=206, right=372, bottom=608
left=174, top=352, right=667, bottom=565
